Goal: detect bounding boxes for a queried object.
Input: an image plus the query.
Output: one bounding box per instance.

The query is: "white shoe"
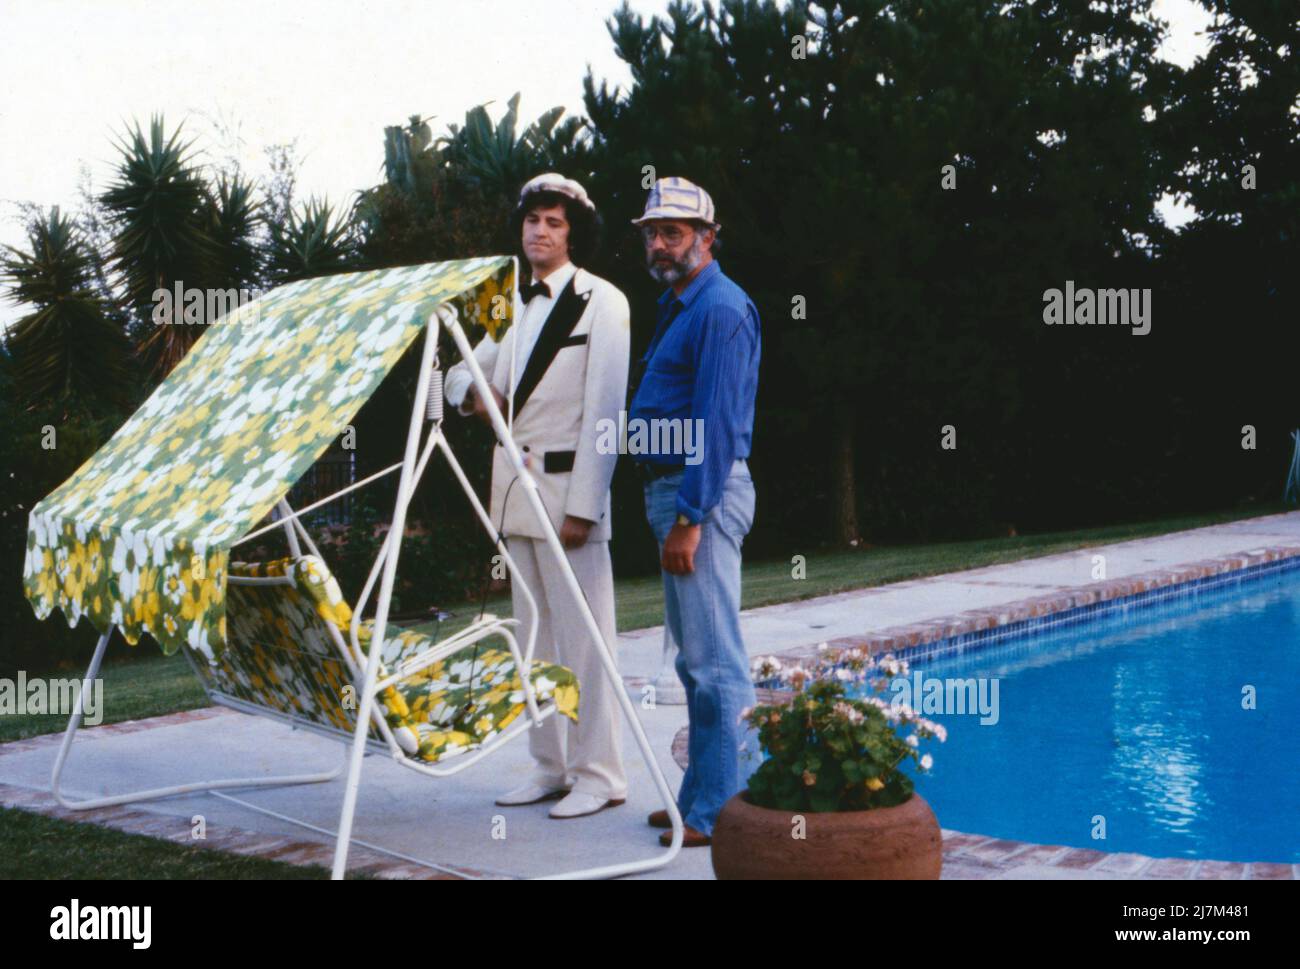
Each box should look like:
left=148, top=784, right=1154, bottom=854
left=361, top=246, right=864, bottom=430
left=548, top=790, right=626, bottom=819
left=494, top=782, right=569, bottom=807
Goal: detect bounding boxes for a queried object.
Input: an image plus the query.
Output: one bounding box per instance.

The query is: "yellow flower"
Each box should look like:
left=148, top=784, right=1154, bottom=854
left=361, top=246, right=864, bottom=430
left=865, top=777, right=885, bottom=791
left=496, top=706, right=521, bottom=732
left=383, top=687, right=409, bottom=719
left=554, top=683, right=579, bottom=720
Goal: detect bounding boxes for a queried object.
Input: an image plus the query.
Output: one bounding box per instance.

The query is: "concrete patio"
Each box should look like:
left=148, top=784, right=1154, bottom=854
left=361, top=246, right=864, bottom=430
left=4, top=510, right=1299, bottom=879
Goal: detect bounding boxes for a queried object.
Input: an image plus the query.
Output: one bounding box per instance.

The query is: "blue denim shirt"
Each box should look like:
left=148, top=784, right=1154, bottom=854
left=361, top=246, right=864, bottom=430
left=629, top=260, right=761, bottom=523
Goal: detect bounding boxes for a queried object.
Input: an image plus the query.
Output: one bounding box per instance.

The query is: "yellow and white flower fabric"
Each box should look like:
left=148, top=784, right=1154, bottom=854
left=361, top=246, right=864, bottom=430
left=22, top=257, right=515, bottom=661
left=197, top=555, right=578, bottom=763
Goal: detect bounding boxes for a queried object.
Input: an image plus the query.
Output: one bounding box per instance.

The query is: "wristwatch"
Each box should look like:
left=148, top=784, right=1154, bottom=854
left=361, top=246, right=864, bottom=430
left=675, top=513, right=694, bottom=527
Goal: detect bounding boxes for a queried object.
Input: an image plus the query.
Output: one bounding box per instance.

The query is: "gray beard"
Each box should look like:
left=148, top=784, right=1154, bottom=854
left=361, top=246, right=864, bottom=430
left=647, top=237, right=705, bottom=284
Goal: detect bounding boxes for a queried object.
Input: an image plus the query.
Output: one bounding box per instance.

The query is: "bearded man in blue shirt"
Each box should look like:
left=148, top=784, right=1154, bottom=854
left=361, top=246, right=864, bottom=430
left=628, top=177, right=761, bottom=847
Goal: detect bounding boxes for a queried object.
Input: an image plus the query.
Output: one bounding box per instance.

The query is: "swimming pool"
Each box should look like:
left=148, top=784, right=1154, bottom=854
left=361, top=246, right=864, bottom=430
left=893, top=562, right=1300, bottom=863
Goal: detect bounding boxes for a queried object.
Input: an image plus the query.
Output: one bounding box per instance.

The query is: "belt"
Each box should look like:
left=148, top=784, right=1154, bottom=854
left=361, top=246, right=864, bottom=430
left=496, top=444, right=576, bottom=473
left=636, top=461, right=685, bottom=482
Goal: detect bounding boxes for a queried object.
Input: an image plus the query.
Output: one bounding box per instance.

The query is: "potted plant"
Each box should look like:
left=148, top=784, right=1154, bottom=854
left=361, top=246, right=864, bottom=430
left=712, top=647, right=947, bottom=880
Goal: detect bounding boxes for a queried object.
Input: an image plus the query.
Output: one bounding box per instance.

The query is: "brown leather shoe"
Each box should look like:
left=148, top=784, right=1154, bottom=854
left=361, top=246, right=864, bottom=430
left=647, top=809, right=672, bottom=829
left=660, top=824, right=711, bottom=848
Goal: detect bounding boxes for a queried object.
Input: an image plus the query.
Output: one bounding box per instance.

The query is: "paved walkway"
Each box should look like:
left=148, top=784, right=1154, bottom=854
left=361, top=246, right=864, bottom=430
left=4, top=510, right=1299, bottom=879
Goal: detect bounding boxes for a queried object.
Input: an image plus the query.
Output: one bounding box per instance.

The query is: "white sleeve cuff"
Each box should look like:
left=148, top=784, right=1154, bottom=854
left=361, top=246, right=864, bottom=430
left=444, top=366, right=473, bottom=414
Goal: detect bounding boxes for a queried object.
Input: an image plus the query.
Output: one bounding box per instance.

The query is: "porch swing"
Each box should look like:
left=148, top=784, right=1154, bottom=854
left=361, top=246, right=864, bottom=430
left=21, top=255, right=683, bottom=879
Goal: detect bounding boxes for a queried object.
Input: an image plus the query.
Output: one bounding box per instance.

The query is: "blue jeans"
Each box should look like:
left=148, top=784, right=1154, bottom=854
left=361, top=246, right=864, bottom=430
left=644, top=461, right=757, bottom=836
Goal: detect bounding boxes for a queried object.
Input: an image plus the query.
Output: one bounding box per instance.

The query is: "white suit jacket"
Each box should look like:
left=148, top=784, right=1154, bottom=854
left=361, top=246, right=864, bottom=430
left=445, top=264, right=630, bottom=541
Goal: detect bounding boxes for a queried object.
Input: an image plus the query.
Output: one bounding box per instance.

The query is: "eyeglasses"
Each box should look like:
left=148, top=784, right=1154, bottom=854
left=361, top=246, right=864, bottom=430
left=640, top=224, right=690, bottom=245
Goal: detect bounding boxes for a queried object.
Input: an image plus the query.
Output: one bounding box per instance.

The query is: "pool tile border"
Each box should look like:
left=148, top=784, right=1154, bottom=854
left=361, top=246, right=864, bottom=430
left=776, top=544, right=1300, bottom=667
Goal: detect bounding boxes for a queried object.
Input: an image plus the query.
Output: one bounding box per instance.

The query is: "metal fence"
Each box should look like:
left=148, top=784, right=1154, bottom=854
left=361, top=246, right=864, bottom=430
left=289, top=450, right=356, bottom=527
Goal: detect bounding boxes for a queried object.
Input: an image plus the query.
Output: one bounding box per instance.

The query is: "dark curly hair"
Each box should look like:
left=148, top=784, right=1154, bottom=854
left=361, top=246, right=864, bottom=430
left=508, top=188, right=602, bottom=268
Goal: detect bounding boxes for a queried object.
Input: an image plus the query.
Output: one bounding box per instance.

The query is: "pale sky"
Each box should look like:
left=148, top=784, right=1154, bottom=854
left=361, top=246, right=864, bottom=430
left=0, top=0, right=1213, bottom=334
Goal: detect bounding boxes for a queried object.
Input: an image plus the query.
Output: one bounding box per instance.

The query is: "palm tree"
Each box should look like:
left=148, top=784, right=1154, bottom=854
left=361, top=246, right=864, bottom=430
left=101, top=115, right=220, bottom=377
left=202, top=172, right=263, bottom=298
left=440, top=93, right=585, bottom=200
left=0, top=207, right=132, bottom=408
left=381, top=113, right=437, bottom=195
left=266, top=198, right=356, bottom=283
left=102, top=116, right=270, bottom=375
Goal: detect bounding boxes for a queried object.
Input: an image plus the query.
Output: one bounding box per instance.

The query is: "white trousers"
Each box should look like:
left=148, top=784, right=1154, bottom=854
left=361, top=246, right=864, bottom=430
left=507, top=536, right=627, bottom=799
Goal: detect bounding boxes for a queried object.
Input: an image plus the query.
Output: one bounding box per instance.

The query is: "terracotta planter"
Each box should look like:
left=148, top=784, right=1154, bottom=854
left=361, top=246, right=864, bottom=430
left=711, top=791, right=942, bottom=880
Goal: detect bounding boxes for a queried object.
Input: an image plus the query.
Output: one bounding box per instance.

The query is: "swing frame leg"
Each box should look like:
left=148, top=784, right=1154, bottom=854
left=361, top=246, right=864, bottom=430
left=51, top=632, right=347, bottom=811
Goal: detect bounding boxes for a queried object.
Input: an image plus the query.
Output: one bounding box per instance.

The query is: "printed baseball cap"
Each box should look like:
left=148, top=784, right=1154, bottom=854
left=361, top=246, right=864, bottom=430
left=631, top=176, right=720, bottom=229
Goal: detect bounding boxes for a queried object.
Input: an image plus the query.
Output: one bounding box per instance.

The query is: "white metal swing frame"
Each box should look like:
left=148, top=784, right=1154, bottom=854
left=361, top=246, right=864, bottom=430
left=50, top=292, right=684, bottom=880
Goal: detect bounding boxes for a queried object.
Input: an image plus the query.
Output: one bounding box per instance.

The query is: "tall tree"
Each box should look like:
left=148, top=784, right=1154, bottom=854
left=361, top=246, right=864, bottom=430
left=1158, top=1, right=1298, bottom=493
left=266, top=197, right=356, bottom=283
left=101, top=116, right=221, bottom=376
left=440, top=92, right=586, bottom=201
left=583, top=0, right=1176, bottom=544
left=0, top=207, right=132, bottom=409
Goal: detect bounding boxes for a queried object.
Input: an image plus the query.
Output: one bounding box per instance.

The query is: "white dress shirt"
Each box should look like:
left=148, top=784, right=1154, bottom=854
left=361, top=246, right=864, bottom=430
left=445, top=260, right=578, bottom=413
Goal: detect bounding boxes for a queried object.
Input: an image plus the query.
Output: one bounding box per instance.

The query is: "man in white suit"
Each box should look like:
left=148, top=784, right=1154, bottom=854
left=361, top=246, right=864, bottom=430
left=444, top=173, right=631, bottom=819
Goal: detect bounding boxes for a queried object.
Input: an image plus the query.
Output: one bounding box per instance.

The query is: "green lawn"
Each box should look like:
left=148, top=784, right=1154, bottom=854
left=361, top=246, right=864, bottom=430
left=0, top=806, right=355, bottom=879
left=0, top=501, right=1285, bottom=878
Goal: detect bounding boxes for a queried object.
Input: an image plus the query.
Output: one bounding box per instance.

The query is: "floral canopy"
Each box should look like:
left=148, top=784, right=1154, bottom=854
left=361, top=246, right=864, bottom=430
left=22, top=256, right=515, bottom=661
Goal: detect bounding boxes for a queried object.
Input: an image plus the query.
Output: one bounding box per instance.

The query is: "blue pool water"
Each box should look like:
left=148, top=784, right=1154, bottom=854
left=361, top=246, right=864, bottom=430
left=892, top=566, right=1300, bottom=863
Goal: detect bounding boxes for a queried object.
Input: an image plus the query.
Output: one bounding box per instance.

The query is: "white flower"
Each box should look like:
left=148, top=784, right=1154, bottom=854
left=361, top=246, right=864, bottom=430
left=131, top=531, right=149, bottom=567
left=32, top=513, right=50, bottom=547
left=170, top=503, right=201, bottom=532
left=532, top=674, right=558, bottom=694
left=906, top=734, right=919, bottom=748
left=832, top=701, right=864, bottom=724
left=188, top=622, right=215, bottom=664
left=120, top=566, right=141, bottom=602
left=920, top=754, right=934, bottom=770
left=357, top=316, right=405, bottom=354
left=149, top=531, right=168, bottom=566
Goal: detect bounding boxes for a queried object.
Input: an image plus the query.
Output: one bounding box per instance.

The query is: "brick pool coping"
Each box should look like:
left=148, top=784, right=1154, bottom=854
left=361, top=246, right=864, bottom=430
left=715, top=542, right=1300, bottom=880
left=4, top=543, right=1299, bottom=879
left=773, top=543, right=1300, bottom=667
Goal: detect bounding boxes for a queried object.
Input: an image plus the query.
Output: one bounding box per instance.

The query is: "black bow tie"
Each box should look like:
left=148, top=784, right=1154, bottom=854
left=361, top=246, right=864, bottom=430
left=521, top=279, right=551, bottom=304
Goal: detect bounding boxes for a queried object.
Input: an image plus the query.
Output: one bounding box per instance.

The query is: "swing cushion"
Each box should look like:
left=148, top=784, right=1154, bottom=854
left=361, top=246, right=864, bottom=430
left=189, top=556, right=579, bottom=763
